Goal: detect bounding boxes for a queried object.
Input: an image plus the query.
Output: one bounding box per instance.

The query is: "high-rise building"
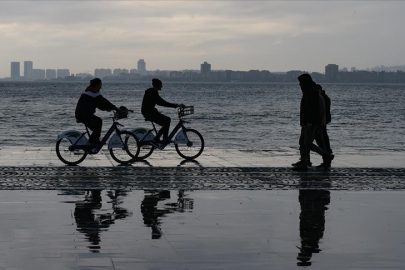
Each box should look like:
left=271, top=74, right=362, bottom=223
left=94, top=68, right=112, bottom=78
left=325, top=64, right=339, bottom=82
left=46, top=69, right=57, bottom=80
left=24, top=61, right=33, bottom=79
left=32, top=69, right=46, bottom=80
left=200, top=61, right=211, bottom=79
left=10, top=62, right=20, bottom=79
left=57, top=69, right=70, bottom=78
left=75, top=73, right=93, bottom=79
left=113, top=69, right=122, bottom=76
left=137, top=59, right=146, bottom=75
left=130, top=69, right=138, bottom=74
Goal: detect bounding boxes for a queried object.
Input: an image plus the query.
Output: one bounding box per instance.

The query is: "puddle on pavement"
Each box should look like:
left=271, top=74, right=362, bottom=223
left=0, top=189, right=404, bottom=269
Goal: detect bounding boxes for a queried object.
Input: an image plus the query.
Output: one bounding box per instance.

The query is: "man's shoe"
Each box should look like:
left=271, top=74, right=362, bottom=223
left=292, top=160, right=308, bottom=171
left=316, top=163, right=331, bottom=169
left=323, top=154, right=335, bottom=167
left=292, top=160, right=312, bottom=167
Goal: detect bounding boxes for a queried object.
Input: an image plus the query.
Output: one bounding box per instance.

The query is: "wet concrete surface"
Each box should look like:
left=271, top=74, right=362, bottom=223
left=0, top=189, right=404, bottom=270
left=0, top=146, right=404, bottom=269
left=0, top=146, right=404, bottom=168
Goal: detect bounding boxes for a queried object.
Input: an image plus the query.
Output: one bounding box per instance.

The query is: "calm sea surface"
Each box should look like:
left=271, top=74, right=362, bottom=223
left=0, top=81, right=404, bottom=150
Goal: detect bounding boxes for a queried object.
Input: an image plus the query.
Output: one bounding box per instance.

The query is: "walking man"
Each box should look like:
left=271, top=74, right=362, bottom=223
left=293, top=74, right=334, bottom=171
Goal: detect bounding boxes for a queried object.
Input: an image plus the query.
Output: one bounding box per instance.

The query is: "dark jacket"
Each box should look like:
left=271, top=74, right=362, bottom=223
left=300, top=83, right=325, bottom=126
left=321, top=90, right=331, bottom=124
left=75, top=86, right=117, bottom=120
left=141, top=88, right=177, bottom=116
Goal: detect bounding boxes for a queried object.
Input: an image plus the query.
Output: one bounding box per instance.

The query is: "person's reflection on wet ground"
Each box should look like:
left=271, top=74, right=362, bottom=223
left=141, top=190, right=194, bottom=239
left=297, top=175, right=331, bottom=266
left=73, top=190, right=131, bottom=252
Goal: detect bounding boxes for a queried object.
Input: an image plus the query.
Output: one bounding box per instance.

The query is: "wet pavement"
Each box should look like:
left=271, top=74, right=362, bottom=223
left=0, top=146, right=404, bottom=168
left=0, top=190, right=404, bottom=270
left=0, top=146, right=404, bottom=269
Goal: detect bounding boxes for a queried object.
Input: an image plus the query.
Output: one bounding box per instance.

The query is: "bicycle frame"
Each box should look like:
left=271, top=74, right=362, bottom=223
left=70, top=121, right=126, bottom=151
left=138, top=119, right=188, bottom=146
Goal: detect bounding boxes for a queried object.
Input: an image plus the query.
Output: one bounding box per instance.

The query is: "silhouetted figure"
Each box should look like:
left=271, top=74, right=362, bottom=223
left=74, top=190, right=103, bottom=252
left=141, top=78, right=185, bottom=148
left=292, top=74, right=334, bottom=171
left=74, top=190, right=131, bottom=252
left=141, top=190, right=172, bottom=239
left=297, top=177, right=331, bottom=266
left=141, top=190, right=194, bottom=239
left=316, top=84, right=333, bottom=156
left=75, top=78, right=118, bottom=145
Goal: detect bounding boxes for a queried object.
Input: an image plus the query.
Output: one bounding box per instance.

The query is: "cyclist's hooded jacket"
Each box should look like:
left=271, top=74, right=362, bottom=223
left=75, top=86, right=117, bottom=120
left=141, top=88, right=177, bottom=116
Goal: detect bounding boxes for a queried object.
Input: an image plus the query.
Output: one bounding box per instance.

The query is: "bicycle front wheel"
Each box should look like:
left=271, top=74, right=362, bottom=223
left=109, top=131, right=140, bottom=164
left=175, top=129, right=204, bottom=160
left=56, top=137, right=87, bottom=165
left=135, top=133, right=155, bottom=160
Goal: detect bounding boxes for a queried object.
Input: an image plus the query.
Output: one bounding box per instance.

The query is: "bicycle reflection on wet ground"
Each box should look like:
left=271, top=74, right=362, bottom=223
left=67, top=189, right=194, bottom=251
left=1, top=181, right=404, bottom=269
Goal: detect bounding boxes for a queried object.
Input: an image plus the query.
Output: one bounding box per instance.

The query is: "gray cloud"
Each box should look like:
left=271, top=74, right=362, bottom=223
left=1, top=1, right=405, bottom=77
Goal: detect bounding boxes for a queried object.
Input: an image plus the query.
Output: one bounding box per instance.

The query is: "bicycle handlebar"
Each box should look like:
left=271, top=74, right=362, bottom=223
left=178, top=106, right=194, bottom=118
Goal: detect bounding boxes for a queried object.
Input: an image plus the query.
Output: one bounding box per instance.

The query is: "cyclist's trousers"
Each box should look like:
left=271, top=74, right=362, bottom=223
left=76, top=115, right=102, bottom=144
left=145, top=111, right=171, bottom=141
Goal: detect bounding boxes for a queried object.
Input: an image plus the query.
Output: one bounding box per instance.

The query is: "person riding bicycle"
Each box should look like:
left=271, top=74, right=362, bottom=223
left=75, top=78, right=118, bottom=146
left=141, top=78, right=184, bottom=148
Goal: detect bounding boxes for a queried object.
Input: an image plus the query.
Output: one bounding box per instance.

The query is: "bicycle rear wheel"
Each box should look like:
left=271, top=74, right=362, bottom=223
left=175, top=129, right=204, bottom=160
left=56, top=137, right=87, bottom=165
left=109, top=131, right=140, bottom=164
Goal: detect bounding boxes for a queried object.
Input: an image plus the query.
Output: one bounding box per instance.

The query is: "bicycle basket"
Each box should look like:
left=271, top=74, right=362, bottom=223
left=178, top=106, right=194, bottom=118
left=115, top=106, right=129, bottom=119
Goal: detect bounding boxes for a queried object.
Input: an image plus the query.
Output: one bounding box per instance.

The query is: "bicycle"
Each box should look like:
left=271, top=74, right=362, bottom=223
left=56, top=108, right=140, bottom=165
left=131, top=106, right=204, bottom=160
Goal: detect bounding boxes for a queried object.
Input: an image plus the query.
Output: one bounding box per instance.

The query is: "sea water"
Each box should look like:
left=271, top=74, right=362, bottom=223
left=0, top=81, right=404, bottom=150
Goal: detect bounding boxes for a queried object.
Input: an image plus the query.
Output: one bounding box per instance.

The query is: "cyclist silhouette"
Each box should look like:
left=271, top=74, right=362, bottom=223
left=75, top=78, right=118, bottom=146
left=141, top=78, right=185, bottom=148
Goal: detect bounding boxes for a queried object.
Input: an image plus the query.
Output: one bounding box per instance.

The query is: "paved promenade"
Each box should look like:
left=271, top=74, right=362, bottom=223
left=1, top=146, right=404, bottom=168
left=0, top=146, right=404, bottom=270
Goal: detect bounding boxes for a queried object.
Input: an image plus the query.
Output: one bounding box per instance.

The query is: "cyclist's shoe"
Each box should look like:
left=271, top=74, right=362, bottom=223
left=87, top=144, right=99, bottom=154
left=150, top=139, right=163, bottom=150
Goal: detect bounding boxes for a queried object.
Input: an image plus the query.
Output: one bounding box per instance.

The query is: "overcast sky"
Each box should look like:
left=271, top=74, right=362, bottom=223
left=1, top=1, right=404, bottom=77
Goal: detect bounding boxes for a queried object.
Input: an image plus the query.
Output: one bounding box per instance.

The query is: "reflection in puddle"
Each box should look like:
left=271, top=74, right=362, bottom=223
left=141, top=190, right=194, bottom=239
left=65, top=189, right=194, bottom=252
left=71, top=190, right=132, bottom=253
left=297, top=176, right=331, bottom=266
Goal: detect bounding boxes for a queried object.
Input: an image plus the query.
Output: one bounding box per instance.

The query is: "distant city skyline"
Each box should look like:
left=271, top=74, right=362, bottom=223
left=1, top=2, right=405, bottom=78
left=4, top=59, right=405, bottom=84
left=3, top=58, right=405, bottom=81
